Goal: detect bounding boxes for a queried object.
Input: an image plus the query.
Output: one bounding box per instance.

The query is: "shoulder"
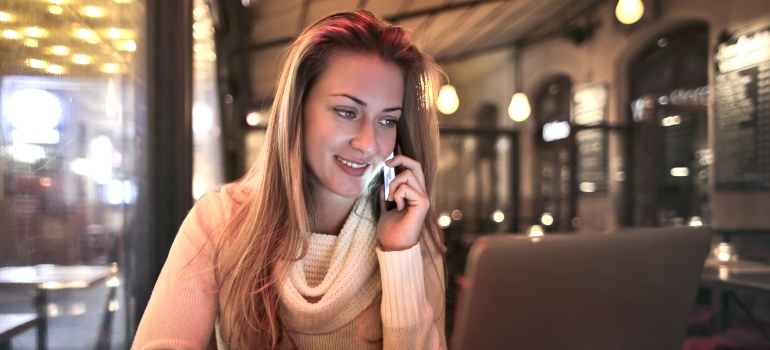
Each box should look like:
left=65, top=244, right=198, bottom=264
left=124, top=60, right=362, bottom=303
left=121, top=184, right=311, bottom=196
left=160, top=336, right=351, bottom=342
left=184, top=182, right=250, bottom=240
left=194, top=182, right=248, bottom=219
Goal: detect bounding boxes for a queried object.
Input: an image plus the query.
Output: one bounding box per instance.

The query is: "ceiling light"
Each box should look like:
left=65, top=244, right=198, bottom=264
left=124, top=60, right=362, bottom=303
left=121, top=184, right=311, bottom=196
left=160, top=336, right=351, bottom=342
left=24, top=38, right=38, bottom=47
left=48, top=5, right=63, bottom=15
left=50, top=0, right=66, bottom=4
left=83, top=6, right=104, bottom=17
left=508, top=92, right=531, bottom=122
left=26, top=59, right=46, bottom=69
left=0, top=11, right=12, bottom=22
left=616, top=0, right=644, bottom=25
left=3, top=30, right=20, bottom=39
left=51, top=45, right=69, bottom=55
left=25, top=27, right=45, bottom=38
left=72, top=54, right=91, bottom=65
left=113, top=0, right=133, bottom=3
left=437, top=85, right=459, bottom=115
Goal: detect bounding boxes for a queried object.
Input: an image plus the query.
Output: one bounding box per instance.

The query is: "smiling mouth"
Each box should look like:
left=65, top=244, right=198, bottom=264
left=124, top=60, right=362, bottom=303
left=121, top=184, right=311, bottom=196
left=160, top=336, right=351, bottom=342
left=335, top=156, right=369, bottom=169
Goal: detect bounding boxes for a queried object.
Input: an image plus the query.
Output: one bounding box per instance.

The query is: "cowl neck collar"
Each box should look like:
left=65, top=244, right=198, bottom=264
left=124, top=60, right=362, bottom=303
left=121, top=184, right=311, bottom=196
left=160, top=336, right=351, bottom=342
left=278, top=197, right=381, bottom=333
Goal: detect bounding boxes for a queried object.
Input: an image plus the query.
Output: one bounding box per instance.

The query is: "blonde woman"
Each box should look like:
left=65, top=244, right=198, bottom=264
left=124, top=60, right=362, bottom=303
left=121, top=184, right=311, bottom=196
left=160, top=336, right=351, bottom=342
left=133, top=10, right=446, bottom=350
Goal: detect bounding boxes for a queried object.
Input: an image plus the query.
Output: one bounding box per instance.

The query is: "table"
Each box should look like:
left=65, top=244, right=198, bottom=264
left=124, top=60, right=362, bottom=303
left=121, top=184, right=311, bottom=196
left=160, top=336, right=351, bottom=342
left=700, top=259, right=770, bottom=344
left=0, top=265, right=114, bottom=350
left=0, top=313, right=38, bottom=349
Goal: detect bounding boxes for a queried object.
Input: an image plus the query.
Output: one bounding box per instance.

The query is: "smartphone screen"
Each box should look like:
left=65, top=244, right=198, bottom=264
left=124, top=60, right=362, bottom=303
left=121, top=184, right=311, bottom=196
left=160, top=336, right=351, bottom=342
left=383, top=152, right=395, bottom=201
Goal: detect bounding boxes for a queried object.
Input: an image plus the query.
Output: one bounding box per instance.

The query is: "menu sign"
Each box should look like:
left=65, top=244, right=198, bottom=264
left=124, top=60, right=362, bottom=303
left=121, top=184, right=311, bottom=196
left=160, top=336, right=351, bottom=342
left=572, top=85, right=608, bottom=193
left=714, top=28, right=770, bottom=190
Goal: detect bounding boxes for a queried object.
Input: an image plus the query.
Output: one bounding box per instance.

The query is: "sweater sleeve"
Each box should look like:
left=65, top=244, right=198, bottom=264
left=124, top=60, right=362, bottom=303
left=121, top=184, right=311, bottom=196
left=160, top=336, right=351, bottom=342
left=132, top=192, right=223, bottom=350
left=376, top=241, right=447, bottom=350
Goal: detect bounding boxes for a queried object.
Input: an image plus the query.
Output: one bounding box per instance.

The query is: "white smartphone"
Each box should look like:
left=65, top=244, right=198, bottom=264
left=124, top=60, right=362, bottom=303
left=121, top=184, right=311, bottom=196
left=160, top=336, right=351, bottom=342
left=383, top=152, right=395, bottom=201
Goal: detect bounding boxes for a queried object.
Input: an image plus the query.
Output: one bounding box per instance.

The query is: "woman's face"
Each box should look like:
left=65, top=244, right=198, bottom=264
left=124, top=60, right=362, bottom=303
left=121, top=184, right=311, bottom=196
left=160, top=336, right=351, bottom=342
left=303, top=51, right=404, bottom=200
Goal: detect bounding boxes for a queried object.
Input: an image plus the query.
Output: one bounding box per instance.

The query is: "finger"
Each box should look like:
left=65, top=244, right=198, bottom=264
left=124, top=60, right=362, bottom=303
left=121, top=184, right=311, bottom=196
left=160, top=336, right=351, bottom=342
left=385, top=155, right=426, bottom=191
left=387, top=169, right=426, bottom=199
left=378, top=184, right=387, bottom=215
left=393, top=181, right=429, bottom=212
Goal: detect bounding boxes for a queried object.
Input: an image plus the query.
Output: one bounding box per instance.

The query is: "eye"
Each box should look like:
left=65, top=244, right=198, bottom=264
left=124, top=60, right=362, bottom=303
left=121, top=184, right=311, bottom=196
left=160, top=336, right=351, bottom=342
left=379, top=118, right=398, bottom=128
left=334, top=108, right=356, bottom=119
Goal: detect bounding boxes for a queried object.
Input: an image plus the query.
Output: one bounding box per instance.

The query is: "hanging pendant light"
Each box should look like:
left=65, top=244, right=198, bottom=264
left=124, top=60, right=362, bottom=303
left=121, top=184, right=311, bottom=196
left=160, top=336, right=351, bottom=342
left=616, top=0, right=644, bottom=25
left=437, top=84, right=459, bottom=115
left=508, top=92, right=530, bottom=122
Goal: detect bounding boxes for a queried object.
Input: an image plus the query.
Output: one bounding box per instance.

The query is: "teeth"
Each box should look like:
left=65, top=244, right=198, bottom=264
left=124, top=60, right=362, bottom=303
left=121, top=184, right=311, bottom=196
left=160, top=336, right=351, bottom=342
left=336, top=156, right=367, bottom=169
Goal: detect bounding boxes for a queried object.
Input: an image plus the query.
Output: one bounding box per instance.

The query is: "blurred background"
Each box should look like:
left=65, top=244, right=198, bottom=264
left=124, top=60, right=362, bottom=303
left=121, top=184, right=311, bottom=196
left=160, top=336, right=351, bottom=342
left=0, top=0, right=769, bottom=348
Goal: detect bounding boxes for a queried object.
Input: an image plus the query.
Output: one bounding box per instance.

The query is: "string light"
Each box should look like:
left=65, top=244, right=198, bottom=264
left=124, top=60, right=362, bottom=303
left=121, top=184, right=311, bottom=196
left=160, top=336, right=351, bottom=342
left=25, top=27, right=45, bottom=38
left=72, top=54, right=91, bottom=65
left=26, top=59, right=47, bottom=69
left=108, top=28, right=122, bottom=39
left=101, top=63, right=118, bottom=73
left=48, top=5, right=64, bottom=15
left=51, top=45, right=69, bottom=56
left=45, top=64, right=66, bottom=75
left=83, top=6, right=104, bottom=17
left=76, top=28, right=94, bottom=40
left=3, top=30, right=20, bottom=39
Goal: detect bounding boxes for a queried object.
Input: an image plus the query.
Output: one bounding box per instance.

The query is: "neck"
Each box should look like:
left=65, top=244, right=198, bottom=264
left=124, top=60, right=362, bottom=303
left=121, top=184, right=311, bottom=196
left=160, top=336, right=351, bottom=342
left=310, top=185, right=357, bottom=236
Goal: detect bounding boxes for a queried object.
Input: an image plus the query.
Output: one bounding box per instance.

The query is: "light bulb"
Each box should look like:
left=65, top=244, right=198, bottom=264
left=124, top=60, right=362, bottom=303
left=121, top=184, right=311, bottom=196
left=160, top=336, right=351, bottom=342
left=437, top=84, right=459, bottom=115
left=616, top=0, right=644, bottom=25
left=508, top=92, right=531, bottom=122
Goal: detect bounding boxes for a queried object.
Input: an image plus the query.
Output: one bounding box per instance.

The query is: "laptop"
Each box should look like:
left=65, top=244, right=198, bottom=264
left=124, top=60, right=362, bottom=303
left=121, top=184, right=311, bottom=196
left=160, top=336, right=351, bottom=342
left=453, top=227, right=712, bottom=350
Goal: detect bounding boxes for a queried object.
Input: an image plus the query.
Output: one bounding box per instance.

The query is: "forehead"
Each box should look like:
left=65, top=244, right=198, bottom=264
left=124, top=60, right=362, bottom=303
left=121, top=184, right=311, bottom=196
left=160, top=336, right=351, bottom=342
left=312, top=51, right=405, bottom=102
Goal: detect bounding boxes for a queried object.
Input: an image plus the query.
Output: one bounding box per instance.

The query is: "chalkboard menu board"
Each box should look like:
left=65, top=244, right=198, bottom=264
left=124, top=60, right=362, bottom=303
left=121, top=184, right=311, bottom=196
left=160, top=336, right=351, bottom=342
left=572, top=85, right=608, bottom=193
left=714, top=28, right=770, bottom=190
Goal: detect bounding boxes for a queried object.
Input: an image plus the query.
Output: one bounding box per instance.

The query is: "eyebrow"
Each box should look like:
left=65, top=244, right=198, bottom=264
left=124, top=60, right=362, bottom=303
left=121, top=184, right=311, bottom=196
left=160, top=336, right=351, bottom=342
left=333, top=93, right=402, bottom=112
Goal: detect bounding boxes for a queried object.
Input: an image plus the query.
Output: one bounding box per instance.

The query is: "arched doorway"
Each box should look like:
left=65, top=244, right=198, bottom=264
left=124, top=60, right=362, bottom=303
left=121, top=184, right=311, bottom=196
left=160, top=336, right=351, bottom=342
left=533, top=75, right=575, bottom=232
left=625, top=22, right=710, bottom=227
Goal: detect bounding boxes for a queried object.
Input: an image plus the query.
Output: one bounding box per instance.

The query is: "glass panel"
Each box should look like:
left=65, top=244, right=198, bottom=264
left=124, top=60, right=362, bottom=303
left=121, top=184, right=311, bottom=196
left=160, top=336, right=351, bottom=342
left=436, top=133, right=516, bottom=234
left=0, top=0, right=146, bottom=348
left=244, top=129, right=267, bottom=171
left=192, top=0, right=224, bottom=200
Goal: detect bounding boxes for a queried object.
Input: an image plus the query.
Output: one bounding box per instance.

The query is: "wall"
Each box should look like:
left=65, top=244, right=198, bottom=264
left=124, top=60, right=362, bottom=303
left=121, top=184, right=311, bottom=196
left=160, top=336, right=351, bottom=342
left=445, top=0, right=770, bottom=233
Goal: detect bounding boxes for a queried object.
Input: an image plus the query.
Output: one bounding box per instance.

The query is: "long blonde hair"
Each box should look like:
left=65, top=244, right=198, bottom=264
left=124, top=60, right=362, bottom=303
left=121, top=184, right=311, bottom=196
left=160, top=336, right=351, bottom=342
left=216, top=10, right=445, bottom=349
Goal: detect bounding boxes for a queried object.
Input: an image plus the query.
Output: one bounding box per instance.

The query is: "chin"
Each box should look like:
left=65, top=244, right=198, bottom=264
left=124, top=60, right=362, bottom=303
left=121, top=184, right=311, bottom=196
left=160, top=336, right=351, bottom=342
left=332, top=179, right=374, bottom=199
left=334, top=186, right=366, bottom=199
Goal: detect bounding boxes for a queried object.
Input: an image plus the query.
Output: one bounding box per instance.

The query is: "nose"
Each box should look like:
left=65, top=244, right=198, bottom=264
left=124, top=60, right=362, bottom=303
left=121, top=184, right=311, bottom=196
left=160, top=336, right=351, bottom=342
left=350, top=121, right=377, bottom=157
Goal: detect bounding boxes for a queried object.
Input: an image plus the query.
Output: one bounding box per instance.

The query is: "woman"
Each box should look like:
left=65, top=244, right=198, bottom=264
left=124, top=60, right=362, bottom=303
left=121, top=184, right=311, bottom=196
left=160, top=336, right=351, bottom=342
left=133, top=10, right=446, bottom=350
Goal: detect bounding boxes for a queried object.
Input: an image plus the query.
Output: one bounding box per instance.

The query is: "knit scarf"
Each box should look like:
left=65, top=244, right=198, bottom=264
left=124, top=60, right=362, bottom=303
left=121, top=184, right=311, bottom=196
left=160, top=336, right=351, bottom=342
left=278, top=198, right=382, bottom=334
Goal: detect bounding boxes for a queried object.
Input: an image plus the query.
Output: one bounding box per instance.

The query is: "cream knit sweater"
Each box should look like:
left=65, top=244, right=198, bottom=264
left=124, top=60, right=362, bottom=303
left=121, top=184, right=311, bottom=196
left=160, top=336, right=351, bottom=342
left=133, top=184, right=446, bottom=349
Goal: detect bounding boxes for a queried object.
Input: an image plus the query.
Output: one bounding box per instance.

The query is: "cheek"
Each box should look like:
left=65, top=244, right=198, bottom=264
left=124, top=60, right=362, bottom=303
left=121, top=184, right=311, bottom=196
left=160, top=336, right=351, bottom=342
left=379, top=131, right=398, bottom=155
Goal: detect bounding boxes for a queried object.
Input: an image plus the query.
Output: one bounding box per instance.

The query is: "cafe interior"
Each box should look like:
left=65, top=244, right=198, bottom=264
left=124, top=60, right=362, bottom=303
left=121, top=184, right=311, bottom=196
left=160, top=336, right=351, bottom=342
left=0, top=0, right=769, bottom=348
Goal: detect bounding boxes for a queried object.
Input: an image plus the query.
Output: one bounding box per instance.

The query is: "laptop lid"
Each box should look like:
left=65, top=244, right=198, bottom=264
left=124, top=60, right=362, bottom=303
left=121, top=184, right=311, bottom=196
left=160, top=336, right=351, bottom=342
left=453, top=227, right=712, bottom=350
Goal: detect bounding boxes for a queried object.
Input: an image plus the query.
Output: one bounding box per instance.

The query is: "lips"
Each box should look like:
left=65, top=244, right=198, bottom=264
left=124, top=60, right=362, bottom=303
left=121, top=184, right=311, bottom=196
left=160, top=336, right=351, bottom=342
left=335, top=155, right=371, bottom=176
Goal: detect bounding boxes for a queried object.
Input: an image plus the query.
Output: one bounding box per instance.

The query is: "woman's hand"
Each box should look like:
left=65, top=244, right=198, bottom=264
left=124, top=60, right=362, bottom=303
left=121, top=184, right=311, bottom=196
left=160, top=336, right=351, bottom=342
left=377, top=154, right=429, bottom=251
